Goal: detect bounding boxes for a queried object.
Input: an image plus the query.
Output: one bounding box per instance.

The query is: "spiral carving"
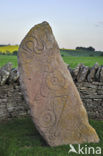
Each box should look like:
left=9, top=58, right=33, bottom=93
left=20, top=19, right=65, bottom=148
left=21, top=36, right=44, bottom=55
left=39, top=111, right=56, bottom=128
left=46, top=71, right=65, bottom=90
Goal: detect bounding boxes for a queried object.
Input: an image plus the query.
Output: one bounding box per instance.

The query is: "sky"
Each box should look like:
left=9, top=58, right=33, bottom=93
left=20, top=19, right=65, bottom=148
left=0, top=0, right=103, bottom=51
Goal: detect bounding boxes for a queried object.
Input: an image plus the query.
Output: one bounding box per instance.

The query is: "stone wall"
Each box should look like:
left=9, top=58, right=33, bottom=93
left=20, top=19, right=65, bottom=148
left=0, top=63, right=103, bottom=121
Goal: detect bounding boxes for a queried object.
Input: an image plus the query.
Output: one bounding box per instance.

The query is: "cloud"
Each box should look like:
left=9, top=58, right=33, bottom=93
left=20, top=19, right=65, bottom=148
left=95, top=21, right=103, bottom=27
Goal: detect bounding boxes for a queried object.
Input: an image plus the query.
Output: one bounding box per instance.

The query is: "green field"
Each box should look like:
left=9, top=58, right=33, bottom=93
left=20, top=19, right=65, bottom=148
left=0, top=117, right=102, bottom=156
left=0, top=46, right=103, bottom=68
left=0, top=55, right=18, bottom=67
left=61, top=49, right=103, bottom=57
left=63, top=56, right=103, bottom=68
left=0, top=55, right=103, bottom=68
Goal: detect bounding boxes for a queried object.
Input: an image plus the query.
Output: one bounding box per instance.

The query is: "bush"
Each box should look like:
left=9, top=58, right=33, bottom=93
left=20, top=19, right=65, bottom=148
left=12, top=51, right=18, bottom=55
left=76, top=46, right=95, bottom=51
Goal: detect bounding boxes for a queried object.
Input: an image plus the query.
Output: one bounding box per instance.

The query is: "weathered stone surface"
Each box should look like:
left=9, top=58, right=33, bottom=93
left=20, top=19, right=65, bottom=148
left=87, top=63, right=99, bottom=82
left=0, top=81, right=103, bottom=121
left=100, top=66, right=103, bottom=82
left=8, top=68, right=19, bottom=83
left=18, top=21, right=99, bottom=146
left=1, top=62, right=12, bottom=72
left=95, top=66, right=101, bottom=81
left=72, top=63, right=83, bottom=80
left=0, top=70, right=10, bottom=85
left=0, top=84, right=30, bottom=120
left=0, top=63, right=13, bottom=85
left=77, top=64, right=89, bottom=82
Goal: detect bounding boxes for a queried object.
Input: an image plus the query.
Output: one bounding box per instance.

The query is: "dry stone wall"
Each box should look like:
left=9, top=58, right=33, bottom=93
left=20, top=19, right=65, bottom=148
left=0, top=63, right=103, bottom=121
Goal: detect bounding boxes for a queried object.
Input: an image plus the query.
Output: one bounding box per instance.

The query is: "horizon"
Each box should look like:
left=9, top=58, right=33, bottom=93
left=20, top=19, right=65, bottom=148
left=0, top=44, right=103, bottom=52
left=0, top=0, right=103, bottom=51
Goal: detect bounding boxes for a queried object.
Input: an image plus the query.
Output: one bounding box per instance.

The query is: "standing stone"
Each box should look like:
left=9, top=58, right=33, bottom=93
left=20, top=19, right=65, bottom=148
left=18, top=21, right=99, bottom=146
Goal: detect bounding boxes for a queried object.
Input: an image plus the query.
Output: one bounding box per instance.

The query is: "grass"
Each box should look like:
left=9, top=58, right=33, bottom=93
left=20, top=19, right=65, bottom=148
left=60, top=49, right=103, bottom=57
left=0, top=117, right=102, bottom=156
left=0, top=55, right=17, bottom=68
left=0, top=48, right=103, bottom=155
left=63, top=56, right=103, bottom=68
left=0, top=55, right=103, bottom=68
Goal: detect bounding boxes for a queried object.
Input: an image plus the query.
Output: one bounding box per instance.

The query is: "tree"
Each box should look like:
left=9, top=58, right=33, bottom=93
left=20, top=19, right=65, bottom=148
left=88, top=46, right=95, bottom=51
left=76, top=46, right=95, bottom=51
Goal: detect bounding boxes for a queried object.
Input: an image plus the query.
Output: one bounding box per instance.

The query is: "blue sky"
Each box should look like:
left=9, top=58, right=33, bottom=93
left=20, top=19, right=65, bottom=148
left=0, top=0, right=103, bottom=50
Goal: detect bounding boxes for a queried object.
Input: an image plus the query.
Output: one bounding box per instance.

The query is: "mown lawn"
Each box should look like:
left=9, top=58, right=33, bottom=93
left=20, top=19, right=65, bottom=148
left=0, top=55, right=17, bottom=67
left=0, top=55, right=103, bottom=68
left=0, top=117, right=102, bottom=156
left=63, top=56, right=103, bottom=68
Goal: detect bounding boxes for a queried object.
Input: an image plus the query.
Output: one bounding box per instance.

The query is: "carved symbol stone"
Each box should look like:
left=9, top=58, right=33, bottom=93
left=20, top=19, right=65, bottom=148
left=18, top=21, right=99, bottom=146
left=46, top=71, right=65, bottom=90
left=39, top=111, right=56, bottom=128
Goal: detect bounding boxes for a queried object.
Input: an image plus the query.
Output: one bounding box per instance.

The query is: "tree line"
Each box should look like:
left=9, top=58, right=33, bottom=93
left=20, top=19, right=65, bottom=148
left=76, top=46, right=95, bottom=51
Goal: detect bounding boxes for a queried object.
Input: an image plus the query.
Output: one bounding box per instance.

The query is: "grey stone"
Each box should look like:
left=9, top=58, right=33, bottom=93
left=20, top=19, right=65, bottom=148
left=72, top=63, right=83, bottom=80
left=0, top=70, right=10, bottom=85
left=87, top=63, right=99, bottom=82
left=95, top=66, right=101, bottom=81
left=100, top=66, right=103, bottom=82
left=0, top=63, right=13, bottom=85
left=9, top=68, right=19, bottom=83
left=77, top=64, right=89, bottom=82
left=0, top=62, right=12, bottom=72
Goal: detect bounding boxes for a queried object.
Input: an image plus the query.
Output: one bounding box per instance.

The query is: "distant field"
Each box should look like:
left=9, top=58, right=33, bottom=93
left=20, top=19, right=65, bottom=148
left=0, top=45, right=103, bottom=68
left=61, top=49, right=103, bottom=57
left=0, top=45, right=103, bottom=57
left=0, top=45, right=18, bottom=53
left=0, top=55, right=103, bottom=68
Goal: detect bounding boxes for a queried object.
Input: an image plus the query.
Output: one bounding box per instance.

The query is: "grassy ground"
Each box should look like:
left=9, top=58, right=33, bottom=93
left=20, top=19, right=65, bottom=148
left=63, top=56, right=103, bottom=68
left=0, top=117, right=102, bottom=156
left=0, top=55, right=103, bottom=68
left=0, top=55, right=18, bottom=67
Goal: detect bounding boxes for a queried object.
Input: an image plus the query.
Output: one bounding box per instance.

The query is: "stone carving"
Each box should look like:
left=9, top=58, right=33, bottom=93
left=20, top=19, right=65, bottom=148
left=18, top=21, right=99, bottom=146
